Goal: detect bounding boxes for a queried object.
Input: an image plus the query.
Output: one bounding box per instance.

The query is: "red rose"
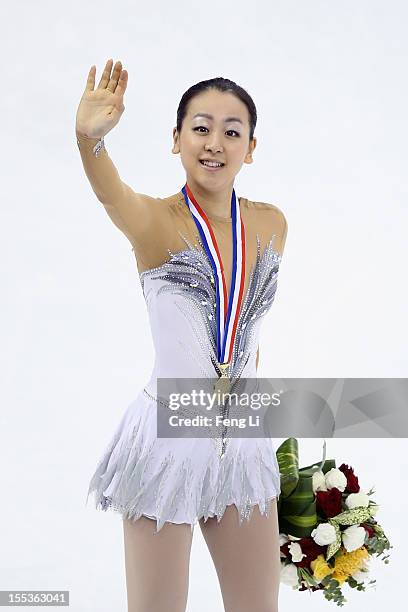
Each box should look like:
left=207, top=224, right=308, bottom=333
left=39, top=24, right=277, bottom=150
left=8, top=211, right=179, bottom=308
left=339, top=463, right=360, bottom=493
left=316, top=487, right=343, bottom=518
left=296, top=537, right=326, bottom=568
left=280, top=537, right=325, bottom=569
left=362, top=523, right=375, bottom=538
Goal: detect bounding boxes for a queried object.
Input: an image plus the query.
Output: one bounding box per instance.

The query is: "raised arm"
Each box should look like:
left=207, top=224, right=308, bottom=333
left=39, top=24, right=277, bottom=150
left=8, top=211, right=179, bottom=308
left=75, top=130, right=124, bottom=208
left=75, top=59, right=158, bottom=244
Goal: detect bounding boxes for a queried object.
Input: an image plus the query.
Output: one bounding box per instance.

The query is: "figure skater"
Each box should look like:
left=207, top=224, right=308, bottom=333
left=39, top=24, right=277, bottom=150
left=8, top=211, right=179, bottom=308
left=76, top=58, right=288, bottom=612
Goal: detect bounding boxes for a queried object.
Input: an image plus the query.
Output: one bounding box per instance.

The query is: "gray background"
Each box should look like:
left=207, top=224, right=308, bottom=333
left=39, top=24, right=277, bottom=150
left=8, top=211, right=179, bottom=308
left=1, top=0, right=406, bottom=610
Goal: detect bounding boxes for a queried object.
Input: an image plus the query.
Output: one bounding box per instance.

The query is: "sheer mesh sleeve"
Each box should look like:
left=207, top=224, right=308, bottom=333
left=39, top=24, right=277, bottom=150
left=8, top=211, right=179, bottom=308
left=76, top=132, right=172, bottom=259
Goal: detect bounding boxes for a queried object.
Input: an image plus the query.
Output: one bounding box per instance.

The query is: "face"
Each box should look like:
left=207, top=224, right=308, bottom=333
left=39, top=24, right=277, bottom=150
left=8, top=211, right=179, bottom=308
left=172, top=89, right=257, bottom=193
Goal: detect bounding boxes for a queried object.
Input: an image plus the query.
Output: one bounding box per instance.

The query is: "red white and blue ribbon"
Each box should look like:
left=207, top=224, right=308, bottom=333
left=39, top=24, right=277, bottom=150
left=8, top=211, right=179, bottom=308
left=181, top=183, right=246, bottom=365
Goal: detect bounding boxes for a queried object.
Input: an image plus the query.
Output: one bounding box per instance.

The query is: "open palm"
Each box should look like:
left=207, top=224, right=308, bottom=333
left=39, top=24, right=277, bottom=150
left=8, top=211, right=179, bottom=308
left=76, top=59, right=128, bottom=139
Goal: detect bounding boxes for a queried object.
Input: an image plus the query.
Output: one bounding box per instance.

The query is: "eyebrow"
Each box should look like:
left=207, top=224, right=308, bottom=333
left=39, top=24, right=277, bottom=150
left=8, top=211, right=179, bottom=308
left=192, top=112, right=243, bottom=125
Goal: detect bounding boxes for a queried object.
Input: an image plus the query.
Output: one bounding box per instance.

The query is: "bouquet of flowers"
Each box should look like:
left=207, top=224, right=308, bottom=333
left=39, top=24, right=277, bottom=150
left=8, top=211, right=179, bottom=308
left=276, top=438, right=392, bottom=606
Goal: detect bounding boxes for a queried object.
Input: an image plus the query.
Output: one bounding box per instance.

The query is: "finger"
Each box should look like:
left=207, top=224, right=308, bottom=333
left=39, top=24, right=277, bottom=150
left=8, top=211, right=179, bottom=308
left=97, top=58, right=113, bottom=89
left=85, top=65, right=96, bottom=92
left=115, top=69, right=128, bottom=99
left=107, top=60, right=123, bottom=93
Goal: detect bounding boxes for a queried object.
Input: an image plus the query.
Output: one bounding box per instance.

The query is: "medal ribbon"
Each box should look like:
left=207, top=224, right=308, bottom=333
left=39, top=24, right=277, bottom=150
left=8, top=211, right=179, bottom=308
left=181, top=183, right=246, bottom=364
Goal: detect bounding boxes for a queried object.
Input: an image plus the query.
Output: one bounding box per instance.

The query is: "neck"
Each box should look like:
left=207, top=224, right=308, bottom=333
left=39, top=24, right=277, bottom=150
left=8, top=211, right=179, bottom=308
left=186, top=179, right=234, bottom=220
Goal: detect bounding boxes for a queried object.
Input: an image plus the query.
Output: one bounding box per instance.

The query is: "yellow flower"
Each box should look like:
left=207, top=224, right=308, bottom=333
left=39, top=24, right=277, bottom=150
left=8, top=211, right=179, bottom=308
left=332, top=546, right=369, bottom=585
left=331, top=570, right=348, bottom=586
left=310, top=554, right=334, bottom=582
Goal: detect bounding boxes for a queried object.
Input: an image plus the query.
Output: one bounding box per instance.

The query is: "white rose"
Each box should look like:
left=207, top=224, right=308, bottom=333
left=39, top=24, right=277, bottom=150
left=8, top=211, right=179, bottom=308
left=325, top=468, right=348, bottom=492
left=342, top=524, right=366, bottom=552
left=289, top=542, right=306, bottom=563
left=345, top=492, right=369, bottom=509
left=287, top=534, right=301, bottom=541
left=279, top=533, right=289, bottom=546
left=312, top=470, right=328, bottom=493
left=280, top=562, right=299, bottom=587
left=311, top=523, right=337, bottom=546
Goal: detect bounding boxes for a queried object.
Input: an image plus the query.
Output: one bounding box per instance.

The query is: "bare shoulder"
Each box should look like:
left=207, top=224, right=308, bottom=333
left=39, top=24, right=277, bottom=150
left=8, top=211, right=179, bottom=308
left=251, top=199, right=288, bottom=227
left=247, top=198, right=288, bottom=255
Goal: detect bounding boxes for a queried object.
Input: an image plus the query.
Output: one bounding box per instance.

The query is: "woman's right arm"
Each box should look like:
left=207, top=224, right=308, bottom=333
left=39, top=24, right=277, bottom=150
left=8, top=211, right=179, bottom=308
left=76, top=130, right=157, bottom=243
left=75, top=59, right=158, bottom=244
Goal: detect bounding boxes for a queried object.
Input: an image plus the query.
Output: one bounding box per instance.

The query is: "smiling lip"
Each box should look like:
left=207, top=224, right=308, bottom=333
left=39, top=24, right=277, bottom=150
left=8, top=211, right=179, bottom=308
left=199, top=160, right=225, bottom=171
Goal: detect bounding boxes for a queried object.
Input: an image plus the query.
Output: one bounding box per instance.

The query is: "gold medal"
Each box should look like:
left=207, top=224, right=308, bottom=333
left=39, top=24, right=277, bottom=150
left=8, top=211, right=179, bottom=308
left=213, top=361, right=231, bottom=403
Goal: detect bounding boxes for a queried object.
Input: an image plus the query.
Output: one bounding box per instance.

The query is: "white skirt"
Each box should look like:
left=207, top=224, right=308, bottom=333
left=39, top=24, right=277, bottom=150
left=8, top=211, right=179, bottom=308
left=86, top=387, right=281, bottom=533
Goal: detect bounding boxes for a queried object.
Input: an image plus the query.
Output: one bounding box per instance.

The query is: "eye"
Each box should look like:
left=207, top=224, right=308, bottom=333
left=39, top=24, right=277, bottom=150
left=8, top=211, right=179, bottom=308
left=193, top=127, right=240, bottom=137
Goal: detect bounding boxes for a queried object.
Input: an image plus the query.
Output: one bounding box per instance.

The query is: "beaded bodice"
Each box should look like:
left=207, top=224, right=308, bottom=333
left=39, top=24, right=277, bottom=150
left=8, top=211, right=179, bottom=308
left=140, top=230, right=281, bottom=396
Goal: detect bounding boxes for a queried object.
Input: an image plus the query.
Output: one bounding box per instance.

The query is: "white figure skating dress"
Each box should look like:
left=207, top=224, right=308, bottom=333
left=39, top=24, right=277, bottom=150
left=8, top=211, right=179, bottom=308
left=86, top=186, right=286, bottom=533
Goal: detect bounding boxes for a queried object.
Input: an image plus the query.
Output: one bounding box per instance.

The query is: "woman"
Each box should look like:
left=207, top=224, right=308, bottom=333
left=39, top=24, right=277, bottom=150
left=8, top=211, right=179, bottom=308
left=76, top=58, right=288, bottom=612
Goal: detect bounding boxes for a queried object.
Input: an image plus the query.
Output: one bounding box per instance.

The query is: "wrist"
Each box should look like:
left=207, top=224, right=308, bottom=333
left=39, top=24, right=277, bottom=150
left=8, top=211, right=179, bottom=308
left=75, top=129, right=102, bottom=142
left=75, top=130, right=105, bottom=157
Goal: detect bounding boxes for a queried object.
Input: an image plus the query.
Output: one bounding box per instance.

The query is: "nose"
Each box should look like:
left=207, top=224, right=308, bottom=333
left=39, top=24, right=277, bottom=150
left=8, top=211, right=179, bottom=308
left=205, top=136, right=224, bottom=153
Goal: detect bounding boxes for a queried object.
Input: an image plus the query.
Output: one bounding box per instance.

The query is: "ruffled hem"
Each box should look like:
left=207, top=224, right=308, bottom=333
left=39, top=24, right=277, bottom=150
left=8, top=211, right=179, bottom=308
left=86, top=389, right=281, bottom=533
left=87, top=491, right=280, bottom=535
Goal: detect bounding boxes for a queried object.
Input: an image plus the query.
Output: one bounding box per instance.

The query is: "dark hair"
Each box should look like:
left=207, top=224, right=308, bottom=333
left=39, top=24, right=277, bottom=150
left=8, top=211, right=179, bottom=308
left=176, top=77, right=257, bottom=142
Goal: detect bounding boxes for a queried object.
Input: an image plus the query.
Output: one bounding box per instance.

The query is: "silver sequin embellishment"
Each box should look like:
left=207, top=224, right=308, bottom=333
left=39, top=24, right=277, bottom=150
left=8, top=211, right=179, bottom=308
left=139, top=231, right=281, bottom=380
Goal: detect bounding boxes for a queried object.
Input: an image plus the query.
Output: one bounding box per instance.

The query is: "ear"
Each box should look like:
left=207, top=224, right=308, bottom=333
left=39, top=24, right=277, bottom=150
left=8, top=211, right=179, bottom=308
left=172, top=127, right=180, bottom=154
left=244, top=136, right=257, bottom=164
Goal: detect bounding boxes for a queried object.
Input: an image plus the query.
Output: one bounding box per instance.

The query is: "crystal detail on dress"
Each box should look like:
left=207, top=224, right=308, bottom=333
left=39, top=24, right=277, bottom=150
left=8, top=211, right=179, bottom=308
left=76, top=135, right=106, bottom=157
left=140, top=230, right=281, bottom=379
left=231, top=233, right=280, bottom=374
left=92, top=137, right=105, bottom=157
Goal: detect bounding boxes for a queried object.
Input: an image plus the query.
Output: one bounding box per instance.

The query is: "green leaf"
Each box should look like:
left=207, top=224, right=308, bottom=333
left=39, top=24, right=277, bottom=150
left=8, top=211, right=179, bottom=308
left=276, top=438, right=336, bottom=538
